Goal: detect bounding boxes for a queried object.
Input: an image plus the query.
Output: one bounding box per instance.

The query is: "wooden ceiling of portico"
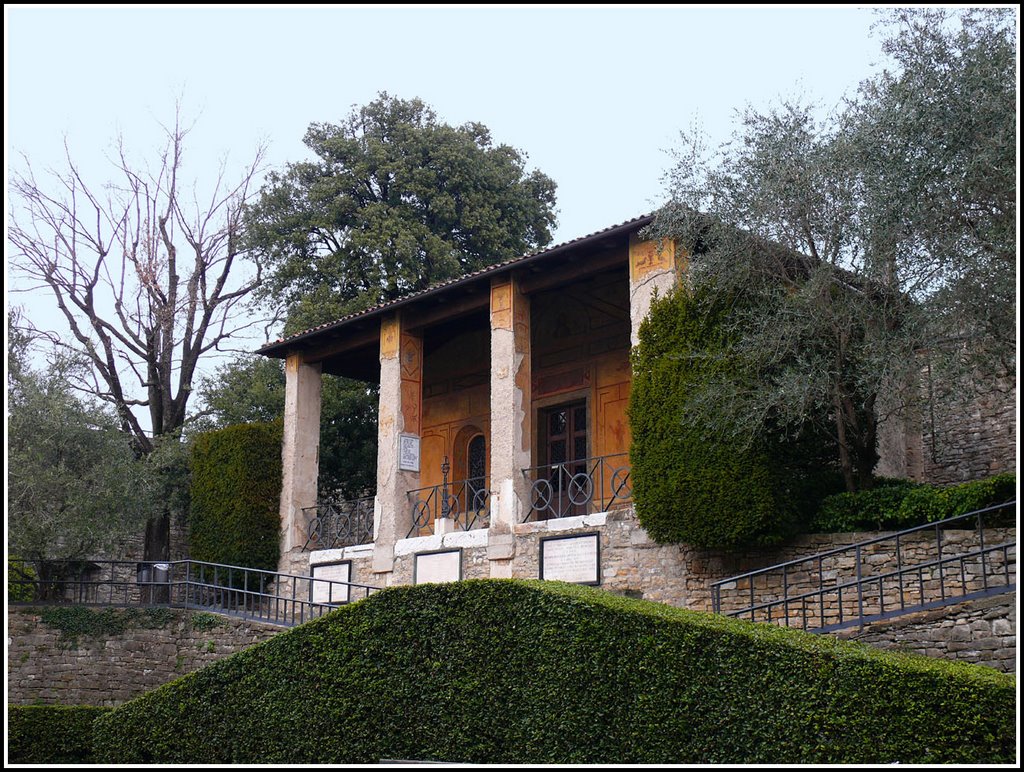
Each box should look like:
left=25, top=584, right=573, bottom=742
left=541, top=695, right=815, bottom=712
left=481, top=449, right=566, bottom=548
left=292, top=240, right=631, bottom=384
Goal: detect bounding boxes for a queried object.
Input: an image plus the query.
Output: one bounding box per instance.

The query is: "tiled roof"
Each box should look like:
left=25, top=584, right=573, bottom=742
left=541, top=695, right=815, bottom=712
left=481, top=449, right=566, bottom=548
left=257, top=212, right=654, bottom=355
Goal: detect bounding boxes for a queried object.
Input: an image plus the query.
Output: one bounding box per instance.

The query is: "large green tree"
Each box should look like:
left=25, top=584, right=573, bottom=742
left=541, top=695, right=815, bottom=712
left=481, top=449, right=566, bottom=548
left=7, top=318, right=155, bottom=590
left=206, top=94, right=559, bottom=500
left=246, top=92, right=558, bottom=333
left=650, top=8, right=1015, bottom=492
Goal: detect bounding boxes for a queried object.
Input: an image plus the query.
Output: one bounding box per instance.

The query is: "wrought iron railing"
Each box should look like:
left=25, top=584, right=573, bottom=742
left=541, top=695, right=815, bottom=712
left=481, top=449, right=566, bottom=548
left=710, top=501, right=1016, bottom=633
left=303, top=494, right=375, bottom=551
left=407, top=478, right=490, bottom=537
left=7, top=558, right=380, bottom=628
left=522, top=453, right=632, bottom=522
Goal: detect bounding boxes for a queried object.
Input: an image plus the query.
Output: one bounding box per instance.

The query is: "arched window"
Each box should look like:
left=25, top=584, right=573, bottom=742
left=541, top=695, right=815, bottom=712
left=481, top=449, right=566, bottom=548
left=467, top=434, right=486, bottom=491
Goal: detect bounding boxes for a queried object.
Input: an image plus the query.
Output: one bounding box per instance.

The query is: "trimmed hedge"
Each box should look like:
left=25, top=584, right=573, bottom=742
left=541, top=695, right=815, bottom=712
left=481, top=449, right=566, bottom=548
left=189, top=421, right=283, bottom=573
left=8, top=705, right=112, bottom=763
left=629, top=287, right=840, bottom=548
left=93, top=581, right=1014, bottom=764
left=813, top=473, right=1016, bottom=532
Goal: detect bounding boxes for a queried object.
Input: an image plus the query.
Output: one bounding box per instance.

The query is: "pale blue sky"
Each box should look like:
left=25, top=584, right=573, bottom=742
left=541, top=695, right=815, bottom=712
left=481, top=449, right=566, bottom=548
left=6, top=5, right=886, bottom=242
left=5, top=4, right=893, bottom=409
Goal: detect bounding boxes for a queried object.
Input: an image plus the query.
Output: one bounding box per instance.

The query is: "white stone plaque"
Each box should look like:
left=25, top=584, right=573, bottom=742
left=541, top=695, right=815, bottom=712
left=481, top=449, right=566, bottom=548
left=540, top=533, right=600, bottom=585
left=311, top=561, right=351, bottom=604
left=414, top=549, right=462, bottom=585
left=399, top=433, right=420, bottom=472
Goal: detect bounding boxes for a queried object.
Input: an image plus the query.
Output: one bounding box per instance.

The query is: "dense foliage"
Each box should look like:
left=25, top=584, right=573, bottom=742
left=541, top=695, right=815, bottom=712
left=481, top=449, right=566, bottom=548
left=8, top=705, right=112, bottom=763
left=92, top=580, right=1014, bottom=764
left=189, top=422, right=283, bottom=572
left=813, top=473, right=1017, bottom=533
left=630, top=286, right=840, bottom=549
left=35, top=606, right=178, bottom=648
left=247, top=92, right=558, bottom=334
left=650, top=8, right=1016, bottom=492
left=7, top=318, right=153, bottom=574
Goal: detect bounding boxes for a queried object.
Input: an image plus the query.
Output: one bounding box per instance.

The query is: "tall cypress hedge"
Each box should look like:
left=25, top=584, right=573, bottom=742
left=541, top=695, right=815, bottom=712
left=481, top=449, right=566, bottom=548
left=629, top=287, right=838, bottom=548
left=189, top=421, right=283, bottom=571
left=91, top=580, right=1015, bottom=764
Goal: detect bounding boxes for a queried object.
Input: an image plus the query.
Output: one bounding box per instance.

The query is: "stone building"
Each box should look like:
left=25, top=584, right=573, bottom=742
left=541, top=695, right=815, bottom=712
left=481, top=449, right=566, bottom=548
left=257, top=214, right=1015, bottom=598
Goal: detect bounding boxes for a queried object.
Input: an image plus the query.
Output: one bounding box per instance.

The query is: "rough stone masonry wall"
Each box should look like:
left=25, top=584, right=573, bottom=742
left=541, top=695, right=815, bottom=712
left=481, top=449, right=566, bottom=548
left=836, top=594, right=1016, bottom=673
left=7, top=608, right=281, bottom=707
left=919, top=375, right=1016, bottom=485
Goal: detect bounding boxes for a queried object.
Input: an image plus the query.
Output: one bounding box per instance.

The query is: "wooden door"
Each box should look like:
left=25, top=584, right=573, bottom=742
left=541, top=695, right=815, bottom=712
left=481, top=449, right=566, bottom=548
left=542, top=402, right=588, bottom=518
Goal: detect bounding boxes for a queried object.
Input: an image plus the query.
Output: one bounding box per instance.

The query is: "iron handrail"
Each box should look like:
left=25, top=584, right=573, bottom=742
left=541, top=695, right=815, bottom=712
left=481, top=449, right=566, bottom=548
left=729, top=541, right=1015, bottom=631
left=710, top=500, right=1016, bottom=633
left=303, top=494, right=375, bottom=551
left=406, top=477, right=490, bottom=537
left=7, top=558, right=381, bottom=628
left=712, top=500, right=1016, bottom=587
left=521, top=452, right=632, bottom=522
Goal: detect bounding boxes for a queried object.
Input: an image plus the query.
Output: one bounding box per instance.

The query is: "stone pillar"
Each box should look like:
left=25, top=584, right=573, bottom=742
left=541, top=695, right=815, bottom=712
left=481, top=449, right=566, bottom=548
left=372, top=313, right=422, bottom=576
left=628, top=235, right=678, bottom=347
left=488, top=276, right=531, bottom=575
left=278, top=353, right=322, bottom=574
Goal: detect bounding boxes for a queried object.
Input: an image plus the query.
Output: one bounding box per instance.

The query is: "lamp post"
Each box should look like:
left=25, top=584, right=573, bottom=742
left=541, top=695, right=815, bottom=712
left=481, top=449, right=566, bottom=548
left=440, top=455, right=451, bottom=520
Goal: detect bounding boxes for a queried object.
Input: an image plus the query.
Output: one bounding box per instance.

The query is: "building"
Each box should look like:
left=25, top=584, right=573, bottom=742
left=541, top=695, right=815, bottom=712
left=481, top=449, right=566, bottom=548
left=256, top=213, right=1014, bottom=600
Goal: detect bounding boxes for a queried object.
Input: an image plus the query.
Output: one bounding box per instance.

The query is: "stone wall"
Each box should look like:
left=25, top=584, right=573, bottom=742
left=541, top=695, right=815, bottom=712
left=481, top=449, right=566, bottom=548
left=920, top=376, right=1016, bottom=485
left=7, top=608, right=281, bottom=707
left=835, top=594, right=1016, bottom=673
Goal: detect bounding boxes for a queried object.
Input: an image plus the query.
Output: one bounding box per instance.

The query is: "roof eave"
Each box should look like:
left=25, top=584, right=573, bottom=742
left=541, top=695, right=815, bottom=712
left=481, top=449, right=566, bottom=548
left=256, top=213, right=654, bottom=358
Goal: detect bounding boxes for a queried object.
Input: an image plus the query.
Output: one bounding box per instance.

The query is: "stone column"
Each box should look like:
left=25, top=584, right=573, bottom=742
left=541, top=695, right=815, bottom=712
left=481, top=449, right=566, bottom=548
left=628, top=234, right=678, bottom=347
left=372, top=313, right=423, bottom=576
left=488, top=276, right=532, bottom=576
left=278, top=353, right=322, bottom=575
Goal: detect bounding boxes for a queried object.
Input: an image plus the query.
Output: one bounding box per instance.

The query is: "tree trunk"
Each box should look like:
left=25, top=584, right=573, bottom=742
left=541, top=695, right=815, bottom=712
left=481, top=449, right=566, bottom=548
left=143, top=509, right=171, bottom=603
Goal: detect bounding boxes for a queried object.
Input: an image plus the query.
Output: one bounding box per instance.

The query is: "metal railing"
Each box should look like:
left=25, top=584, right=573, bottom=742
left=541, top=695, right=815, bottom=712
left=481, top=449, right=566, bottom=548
left=8, top=558, right=380, bottom=628
left=710, top=501, right=1016, bottom=633
left=522, top=453, right=632, bottom=522
left=407, top=477, right=490, bottom=537
left=304, top=494, right=375, bottom=551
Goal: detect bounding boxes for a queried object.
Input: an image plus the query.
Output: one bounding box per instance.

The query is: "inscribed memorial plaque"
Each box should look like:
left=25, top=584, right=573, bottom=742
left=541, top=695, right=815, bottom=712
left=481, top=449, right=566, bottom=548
left=311, top=561, right=351, bottom=604
left=414, top=549, right=462, bottom=585
left=540, top=533, right=600, bottom=585
left=399, top=433, right=420, bottom=472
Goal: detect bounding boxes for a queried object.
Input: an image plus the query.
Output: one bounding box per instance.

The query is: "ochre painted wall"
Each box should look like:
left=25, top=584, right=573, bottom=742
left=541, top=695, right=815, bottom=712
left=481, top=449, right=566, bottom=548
left=418, top=323, right=491, bottom=531
left=413, top=267, right=633, bottom=525
left=531, top=268, right=632, bottom=502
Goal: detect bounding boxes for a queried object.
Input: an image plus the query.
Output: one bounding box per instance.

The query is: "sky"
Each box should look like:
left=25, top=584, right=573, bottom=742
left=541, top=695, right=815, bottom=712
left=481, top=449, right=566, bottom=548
left=5, top=4, right=899, bottom=421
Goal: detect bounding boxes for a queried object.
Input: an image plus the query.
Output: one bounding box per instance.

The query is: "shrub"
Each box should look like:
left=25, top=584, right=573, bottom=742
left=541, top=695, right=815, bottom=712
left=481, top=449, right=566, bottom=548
left=813, top=473, right=1016, bottom=532
left=189, top=421, right=283, bottom=572
left=629, top=287, right=839, bottom=549
left=8, top=555, right=36, bottom=602
left=8, top=705, right=112, bottom=763
left=93, top=581, right=1014, bottom=764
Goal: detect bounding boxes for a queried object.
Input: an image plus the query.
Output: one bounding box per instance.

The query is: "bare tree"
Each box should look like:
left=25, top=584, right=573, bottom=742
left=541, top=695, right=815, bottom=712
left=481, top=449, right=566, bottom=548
left=8, top=111, right=269, bottom=560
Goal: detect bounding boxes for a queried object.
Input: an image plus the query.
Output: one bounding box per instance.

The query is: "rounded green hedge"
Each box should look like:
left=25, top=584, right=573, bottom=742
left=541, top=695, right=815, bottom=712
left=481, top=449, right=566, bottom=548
left=93, top=580, right=1014, bottom=764
left=629, top=287, right=838, bottom=549
left=189, top=421, right=283, bottom=572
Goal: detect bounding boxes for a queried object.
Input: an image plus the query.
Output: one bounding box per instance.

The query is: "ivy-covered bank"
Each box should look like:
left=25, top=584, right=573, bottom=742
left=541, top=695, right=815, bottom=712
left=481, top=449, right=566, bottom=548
left=93, top=580, right=1014, bottom=764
